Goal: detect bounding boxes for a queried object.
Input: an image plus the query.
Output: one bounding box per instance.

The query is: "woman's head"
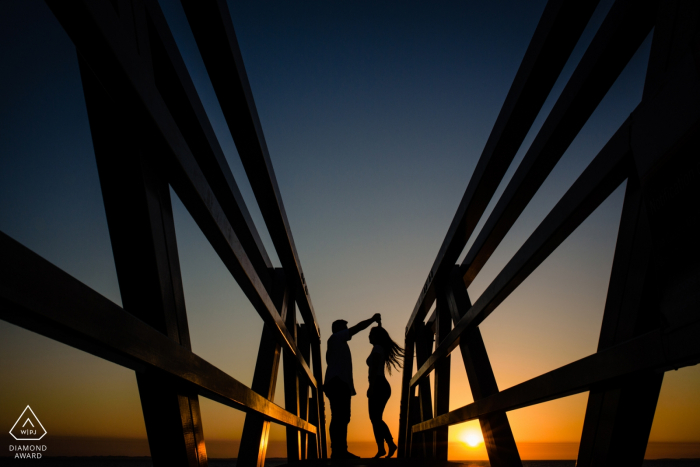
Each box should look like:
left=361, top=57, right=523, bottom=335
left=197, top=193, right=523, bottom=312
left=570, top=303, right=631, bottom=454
left=369, top=326, right=404, bottom=375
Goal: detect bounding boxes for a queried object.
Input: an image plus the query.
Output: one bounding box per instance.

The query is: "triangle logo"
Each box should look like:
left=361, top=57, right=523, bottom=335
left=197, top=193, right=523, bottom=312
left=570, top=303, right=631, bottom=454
left=9, top=406, right=47, bottom=441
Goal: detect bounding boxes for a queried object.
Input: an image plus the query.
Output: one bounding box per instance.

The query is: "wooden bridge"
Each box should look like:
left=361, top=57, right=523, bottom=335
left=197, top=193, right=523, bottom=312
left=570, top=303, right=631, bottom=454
left=1, top=0, right=699, bottom=466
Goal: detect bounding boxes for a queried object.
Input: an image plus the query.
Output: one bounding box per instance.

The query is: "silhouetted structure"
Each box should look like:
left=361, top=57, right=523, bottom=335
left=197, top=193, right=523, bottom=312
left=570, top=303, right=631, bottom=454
left=2, top=1, right=700, bottom=467
left=398, top=1, right=700, bottom=466
left=0, top=1, right=326, bottom=466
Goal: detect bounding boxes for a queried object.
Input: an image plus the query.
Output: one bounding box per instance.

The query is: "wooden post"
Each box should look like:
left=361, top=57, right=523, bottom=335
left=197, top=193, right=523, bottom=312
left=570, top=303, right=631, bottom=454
left=576, top=182, right=664, bottom=466
left=446, top=268, right=522, bottom=467
left=297, top=324, right=312, bottom=460
left=433, top=294, right=452, bottom=460
left=79, top=50, right=208, bottom=467
left=283, top=303, right=301, bottom=462
left=397, top=331, right=415, bottom=458
left=238, top=269, right=289, bottom=467
left=80, top=77, right=209, bottom=465
left=414, top=323, right=435, bottom=458
left=310, top=339, right=327, bottom=458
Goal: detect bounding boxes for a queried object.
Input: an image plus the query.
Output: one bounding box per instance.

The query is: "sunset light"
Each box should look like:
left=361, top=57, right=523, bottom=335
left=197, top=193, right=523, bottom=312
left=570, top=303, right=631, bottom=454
left=2, top=0, right=700, bottom=464
left=459, top=429, right=484, bottom=448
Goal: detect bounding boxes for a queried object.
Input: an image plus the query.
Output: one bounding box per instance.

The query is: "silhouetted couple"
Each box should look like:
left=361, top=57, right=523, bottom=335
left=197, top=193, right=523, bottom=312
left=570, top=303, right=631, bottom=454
left=324, top=314, right=404, bottom=459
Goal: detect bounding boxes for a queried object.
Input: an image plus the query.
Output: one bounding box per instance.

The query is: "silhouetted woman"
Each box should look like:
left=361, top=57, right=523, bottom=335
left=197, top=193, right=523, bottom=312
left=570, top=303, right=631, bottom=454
left=367, top=326, right=404, bottom=458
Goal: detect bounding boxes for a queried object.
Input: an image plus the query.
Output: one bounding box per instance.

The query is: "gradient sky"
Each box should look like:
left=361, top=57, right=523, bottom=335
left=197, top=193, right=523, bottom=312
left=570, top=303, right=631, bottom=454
left=1, top=0, right=698, bottom=460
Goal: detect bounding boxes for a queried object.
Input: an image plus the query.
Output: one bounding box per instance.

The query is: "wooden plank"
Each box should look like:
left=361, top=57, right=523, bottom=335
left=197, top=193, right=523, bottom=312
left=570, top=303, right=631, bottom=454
left=79, top=38, right=207, bottom=466
left=142, top=0, right=274, bottom=289
left=284, top=305, right=302, bottom=462
left=179, top=0, right=319, bottom=338
left=405, top=0, right=601, bottom=334
left=415, top=324, right=435, bottom=458
left=0, top=232, right=317, bottom=434
left=397, top=332, right=416, bottom=458
left=577, top=5, right=700, bottom=463
left=310, top=340, right=328, bottom=458
left=460, top=0, right=658, bottom=289
left=411, top=120, right=632, bottom=388
left=411, top=321, right=700, bottom=433
left=298, top=324, right=312, bottom=460
left=45, top=0, right=317, bottom=387
left=239, top=269, right=289, bottom=467
left=431, top=304, right=451, bottom=460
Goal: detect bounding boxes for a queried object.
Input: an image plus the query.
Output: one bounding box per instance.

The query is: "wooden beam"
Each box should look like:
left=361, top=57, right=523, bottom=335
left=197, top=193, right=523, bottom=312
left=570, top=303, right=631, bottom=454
left=310, top=339, right=328, bottom=458
left=179, top=0, right=320, bottom=339
left=239, top=269, right=289, bottom=467
left=397, top=331, right=416, bottom=458
left=406, top=0, right=600, bottom=334
left=460, top=0, right=658, bottom=289
left=578, top=4, right=700, bottom=463
left=283, top=305, right=302, bottom=462
left=415, top=324, right=435, bottom=458
left=79, top=40, right=207, bottom=466
left=45, top=0, right=317, bottom=387
left=411, top=321, right=700, bottom=434
left=431, top=302, right=451, bottom=459
left=142, top=0, right=275, bottom=290
left=297, top=324, right=312, bottom=460
left=411, top=120, right=632, bottom=388
left=444, top=269, right=522, bottom=467
left=0, top=232, right=317, bottom=434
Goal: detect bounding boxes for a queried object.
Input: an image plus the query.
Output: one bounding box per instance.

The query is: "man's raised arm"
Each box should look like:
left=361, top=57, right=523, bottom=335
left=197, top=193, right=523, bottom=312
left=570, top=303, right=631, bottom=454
left=348, top=313, right=381, bottom=336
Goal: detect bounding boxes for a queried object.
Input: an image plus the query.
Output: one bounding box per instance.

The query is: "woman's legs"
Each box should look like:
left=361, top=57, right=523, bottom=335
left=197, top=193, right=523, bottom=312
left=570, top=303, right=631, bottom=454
left=368, top=382, right=393, bottom=456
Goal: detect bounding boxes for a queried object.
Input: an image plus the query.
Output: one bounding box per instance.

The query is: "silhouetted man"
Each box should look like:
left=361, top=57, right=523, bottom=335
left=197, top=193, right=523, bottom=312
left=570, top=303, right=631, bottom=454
left=325, top=314, right=381, bottom=459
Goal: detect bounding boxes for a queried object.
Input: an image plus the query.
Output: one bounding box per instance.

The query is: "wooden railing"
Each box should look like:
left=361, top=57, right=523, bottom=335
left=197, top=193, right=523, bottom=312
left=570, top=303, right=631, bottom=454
left=398, top=0, right=700, bottom=465
left=0, top=1, right=326, bottom=465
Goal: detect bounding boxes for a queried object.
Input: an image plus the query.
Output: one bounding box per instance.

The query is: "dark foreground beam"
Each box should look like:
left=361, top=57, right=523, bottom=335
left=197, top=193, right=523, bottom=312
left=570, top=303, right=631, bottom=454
left=405, top=0, right=600, bottom=334
left=45, top=0, right=316, bottom=387
left=144, top=0, right=274, bottom=289
left=412, top=321, right=700, bottom=433
left=411, top=119, right=631, bottom=387
left=0, top=232, right=316, bottom=434
left=460, top=0, right=657, bottom=288
left=180, top=0, right=319, bottom=339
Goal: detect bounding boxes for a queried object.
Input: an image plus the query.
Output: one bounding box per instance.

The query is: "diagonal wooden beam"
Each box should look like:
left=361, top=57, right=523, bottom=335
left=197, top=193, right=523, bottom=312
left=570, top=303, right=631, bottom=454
left=179, top=0, right=319, bottom=339
left=411, top=321, right=700, bottom=434
left=239, top=269, right=289, bottom=467
left=460, top=0, right=658, bottom=289
left=79, top=32, right=207, bottom=464
left=411, top=119, right=632, bottom=388
left=0, top=231, right=317, bottom=434
left=45, top=0, right=317, bottom=387
left=406, top=0, right=601, bottom=334
left=441, top=269, right=522, bottom=467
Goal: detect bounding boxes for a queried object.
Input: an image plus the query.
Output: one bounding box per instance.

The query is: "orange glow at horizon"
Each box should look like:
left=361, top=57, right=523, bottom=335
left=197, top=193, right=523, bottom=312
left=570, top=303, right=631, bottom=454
left=457, top=426, right=484, bottom=448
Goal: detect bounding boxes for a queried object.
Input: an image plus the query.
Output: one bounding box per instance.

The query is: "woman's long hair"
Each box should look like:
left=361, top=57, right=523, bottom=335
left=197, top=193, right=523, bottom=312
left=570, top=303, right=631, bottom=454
left=370, top=326, right=404, bottom=375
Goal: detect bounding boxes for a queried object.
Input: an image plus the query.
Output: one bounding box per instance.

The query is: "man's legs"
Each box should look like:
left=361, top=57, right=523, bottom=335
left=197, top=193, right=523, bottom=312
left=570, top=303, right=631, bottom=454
left=326, top=378, right=352, bottom=456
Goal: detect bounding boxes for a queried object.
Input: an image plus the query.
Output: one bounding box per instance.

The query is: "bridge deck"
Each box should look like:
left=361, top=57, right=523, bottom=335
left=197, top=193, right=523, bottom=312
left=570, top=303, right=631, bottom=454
left=279, top=460, right=482, bottom=467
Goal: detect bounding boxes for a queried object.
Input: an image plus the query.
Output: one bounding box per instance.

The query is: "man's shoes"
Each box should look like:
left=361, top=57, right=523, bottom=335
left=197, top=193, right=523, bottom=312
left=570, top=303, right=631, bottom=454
left=331, top=450, right=361, bottom=459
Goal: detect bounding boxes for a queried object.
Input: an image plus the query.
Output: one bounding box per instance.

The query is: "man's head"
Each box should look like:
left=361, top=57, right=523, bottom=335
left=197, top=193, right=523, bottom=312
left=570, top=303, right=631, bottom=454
left=332, top=319, right=348, bottom=334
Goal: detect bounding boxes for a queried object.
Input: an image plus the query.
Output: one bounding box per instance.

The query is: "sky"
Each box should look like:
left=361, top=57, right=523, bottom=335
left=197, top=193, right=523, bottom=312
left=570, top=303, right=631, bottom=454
left=1, top=0, right=699, bottom=461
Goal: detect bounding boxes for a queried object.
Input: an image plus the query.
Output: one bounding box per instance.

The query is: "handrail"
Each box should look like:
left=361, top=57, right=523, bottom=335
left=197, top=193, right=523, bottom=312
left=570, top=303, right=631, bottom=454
left=405, top=0, right=601, bottom=335
left=46, top=0, right=317, bottom=387
left=412, top=323, right=700, bottom=433
left=181, top=0, right=320, bottom=339
left=0, top=232, right=316, bottom=433
left=411, top=118, right=631, bottom=388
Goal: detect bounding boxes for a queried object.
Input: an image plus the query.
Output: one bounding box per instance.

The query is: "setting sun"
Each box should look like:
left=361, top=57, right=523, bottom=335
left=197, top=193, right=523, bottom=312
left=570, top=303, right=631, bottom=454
left=459, top=429, right=484, bottom=448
